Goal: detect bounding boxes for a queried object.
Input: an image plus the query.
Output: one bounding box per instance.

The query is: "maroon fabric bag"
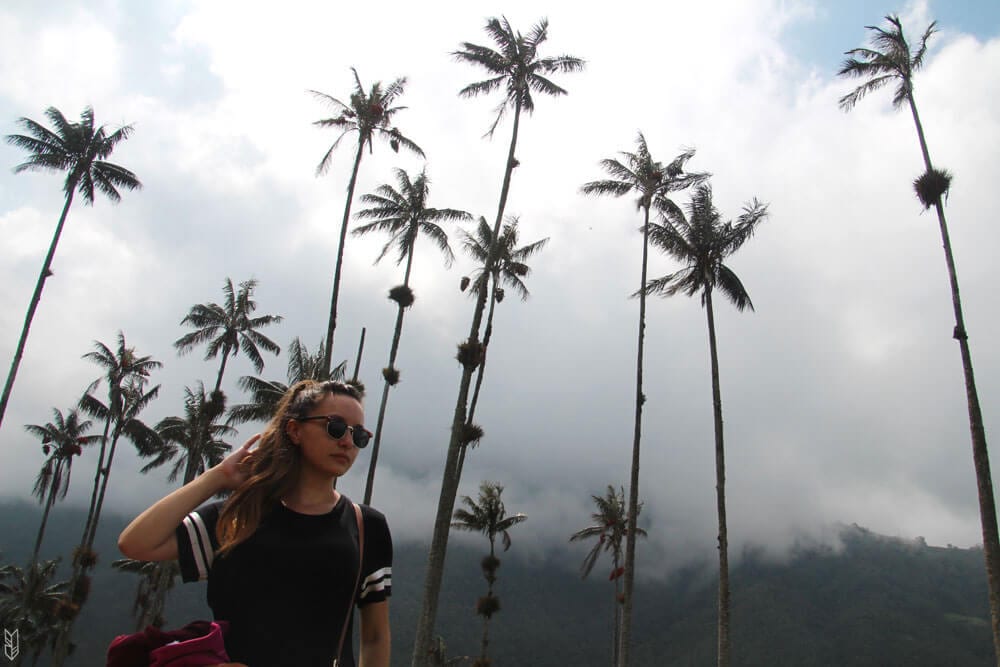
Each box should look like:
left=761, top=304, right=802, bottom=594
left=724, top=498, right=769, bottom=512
left=106, top=620, right=230, bottom=667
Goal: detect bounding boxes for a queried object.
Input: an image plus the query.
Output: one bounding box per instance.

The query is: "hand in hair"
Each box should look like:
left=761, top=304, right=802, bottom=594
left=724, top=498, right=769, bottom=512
left=214, top=435, right=260, bottom=490
left=118, top=434, right=261, bottom=562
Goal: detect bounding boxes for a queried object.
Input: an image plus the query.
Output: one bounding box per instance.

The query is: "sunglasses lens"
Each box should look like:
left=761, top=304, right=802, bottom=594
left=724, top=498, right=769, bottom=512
left=325, top=419, right=349, bottom=440
left=353, top=430, right=371, bottom=449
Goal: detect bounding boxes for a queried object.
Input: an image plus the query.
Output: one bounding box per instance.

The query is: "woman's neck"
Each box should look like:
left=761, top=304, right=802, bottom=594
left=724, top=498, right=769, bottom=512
left=283, top=468, right=340, bottom=511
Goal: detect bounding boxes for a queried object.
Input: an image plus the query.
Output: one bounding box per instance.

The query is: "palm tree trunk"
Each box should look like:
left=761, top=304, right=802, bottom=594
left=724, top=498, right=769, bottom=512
left=704, top=289, right=731, bottom=667
left=0, top=190, right=76, bottom=432
left=365, top=238, right=417, bottom=504
left=411, top=100, right=522, bottom=667
left=323, top=140, right=367, bottom=375
left=618, top=203, right=650, bottom=667
left=612, top=550, right=622, bottom=667
left=54, top=414, right=111, bottom=666
left=53, top=430, right=123, bottom=665
left=86, top=430, right=121, bottom=549
left=481, top=541, right=496, bottom=663
left=81, top=414, right=113, bottom=553
left=29, top=465, right=60, bottom=566
left=352, top=328, right=366, bottom=382
left=213, top=348, right=230, bottom=394
left=906, top=93, right=1000, bottom=659
left=454, top=277, right=499, bottom=482
left=468, top=275, right=498, bottom=421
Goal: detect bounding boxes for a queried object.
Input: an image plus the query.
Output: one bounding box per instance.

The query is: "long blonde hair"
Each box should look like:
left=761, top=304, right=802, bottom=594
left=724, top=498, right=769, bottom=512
left=216, top=380, right=363, bottom=555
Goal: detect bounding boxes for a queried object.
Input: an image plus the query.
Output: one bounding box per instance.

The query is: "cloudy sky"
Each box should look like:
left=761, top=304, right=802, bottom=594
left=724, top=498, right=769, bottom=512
left=1, top=0, right=999, bottom=576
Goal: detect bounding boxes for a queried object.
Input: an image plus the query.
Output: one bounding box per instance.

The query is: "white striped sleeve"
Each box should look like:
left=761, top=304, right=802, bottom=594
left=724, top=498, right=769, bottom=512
left=176, top=502, right=221, bottom=583
left=359, top=567, right=392, bottom=601
left=357, top=506, right=393, bottom=606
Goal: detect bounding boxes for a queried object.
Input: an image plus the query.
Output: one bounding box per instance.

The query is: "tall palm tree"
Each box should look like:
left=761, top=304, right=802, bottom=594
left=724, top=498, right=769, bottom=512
left=451, top=481, right=526, bottom=667
left=1, top=106, right=140, bottom=432
left=570, top=486, right=647, bottom=667
left=580, top=134, right=707, bottom=666
left=0, top=558, right=69, bottom=666
left=52, top=337, right=160, bottom=666
left=455, top=216, right=548, bottom=478
left=24, top=409, right=100, bottom=567
left=311, top=69, right=424, bottom=374
left=839, top=16, right=1000, bottom=658
left=174, top=278, right=283, bottom=393
left=353, top=168, right=469, bottom=504
left=77, top=333, right=161, bottom=549
left=645, top=184, right=767, bottom=667
left=227, top=338, right=348, bottom=425
left=76, top=380, right=160, bottom=553
left=413, top=20, right=582, bottom=664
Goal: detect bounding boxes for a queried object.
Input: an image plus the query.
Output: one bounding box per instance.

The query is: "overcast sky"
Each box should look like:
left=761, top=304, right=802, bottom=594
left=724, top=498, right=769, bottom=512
left=1, top=0, right=999, bottom=577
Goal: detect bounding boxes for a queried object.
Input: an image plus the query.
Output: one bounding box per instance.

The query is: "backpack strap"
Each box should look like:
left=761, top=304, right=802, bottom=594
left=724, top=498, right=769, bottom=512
left=333, top=502, right=365, bottom=666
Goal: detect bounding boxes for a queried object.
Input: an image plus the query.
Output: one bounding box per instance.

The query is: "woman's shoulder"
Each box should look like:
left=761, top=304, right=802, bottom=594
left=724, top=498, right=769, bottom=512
left=358, top=502, right=388, bottom=524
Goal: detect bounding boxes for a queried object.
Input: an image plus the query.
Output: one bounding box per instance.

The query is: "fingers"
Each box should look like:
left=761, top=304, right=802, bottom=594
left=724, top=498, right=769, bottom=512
left=242, top=434, right=261, bottom=451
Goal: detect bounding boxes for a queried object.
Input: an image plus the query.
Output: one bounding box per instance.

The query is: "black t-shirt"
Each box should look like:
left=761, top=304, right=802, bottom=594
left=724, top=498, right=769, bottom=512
left=176, top=494, right=392, bottom=667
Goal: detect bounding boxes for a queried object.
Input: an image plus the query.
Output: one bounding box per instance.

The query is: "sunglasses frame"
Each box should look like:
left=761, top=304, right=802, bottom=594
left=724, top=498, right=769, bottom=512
left=296, top=415, right=372, bottom=448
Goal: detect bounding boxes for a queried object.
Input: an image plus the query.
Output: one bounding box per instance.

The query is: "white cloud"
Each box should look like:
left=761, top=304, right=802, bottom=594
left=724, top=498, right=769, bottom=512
left=1, top=1, right=998, bottom=581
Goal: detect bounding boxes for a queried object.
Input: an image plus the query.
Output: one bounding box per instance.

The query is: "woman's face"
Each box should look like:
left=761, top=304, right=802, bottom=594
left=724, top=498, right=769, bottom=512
left=292, top=392, right=365, bottom=478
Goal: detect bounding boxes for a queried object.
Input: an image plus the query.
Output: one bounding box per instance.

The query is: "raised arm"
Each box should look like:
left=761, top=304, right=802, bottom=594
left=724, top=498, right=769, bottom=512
left=117, top=435, right=258, bottom=561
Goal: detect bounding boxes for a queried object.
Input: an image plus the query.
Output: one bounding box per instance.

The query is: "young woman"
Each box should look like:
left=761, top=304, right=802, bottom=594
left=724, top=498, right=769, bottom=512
left=118, top=380, right=392, bottom=667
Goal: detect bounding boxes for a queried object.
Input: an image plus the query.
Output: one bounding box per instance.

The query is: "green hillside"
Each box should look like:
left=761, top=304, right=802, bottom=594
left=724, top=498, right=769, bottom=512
left=0, top=501, right=992, bottom=665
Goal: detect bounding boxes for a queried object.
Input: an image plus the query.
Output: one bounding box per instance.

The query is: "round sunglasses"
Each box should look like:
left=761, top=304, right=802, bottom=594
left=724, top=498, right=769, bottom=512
left=296, top=415, right=372, bottom=448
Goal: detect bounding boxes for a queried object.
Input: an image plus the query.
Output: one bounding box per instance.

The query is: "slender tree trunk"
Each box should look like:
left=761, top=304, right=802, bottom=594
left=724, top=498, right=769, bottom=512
left=352, top=328, right=366, bottom=382
left=480, top=541, right=496, bottom=663
left=612, top=550, right=621, bottom=667
left=704, top=289, right=730, bottom=667
left=467, top=275, right=498, bottom=422
left=454, top=277, right=499, bottom=482
left=0, top=190, right=76, bottom=432
left=365, top=238, right=417, bottom=504
left=55, top=414, right=113, bottom=665
left=323, top=140, right=367, bottom=374
left=213, top=348, right=230, bottom=394
left=618, top=203, right=650, bottom=667
left=82, top=413, right=114, bottom=555
left=29, top=466, right=60, bottom=567
left=86, top=431, right=121, bottom=549
left=411, top=101, right=521, bottom=667
left=906, top=93, right=1000, bottom=660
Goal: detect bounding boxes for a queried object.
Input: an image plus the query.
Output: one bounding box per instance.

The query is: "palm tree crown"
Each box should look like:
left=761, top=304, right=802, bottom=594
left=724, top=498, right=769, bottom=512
left=645, top=184, right=769, bottom=309
left=570, top=485, right=647, bottom=579
left=452, top=481, right=527, bottom=553
left=83, top=332, right=163, bottom=407
left=459, top=216, right=549, bottom=301
left=353, top=168, right=468, bottom=266
left=581, top=133, right=709, bottom=211
left=146, top=383, right=235, bottom=484
left=26, top=409, right=99, bottom=505
left=6, top=106, right=141, bottom=203
left=174, top=278, right=283, bottom=392
left=837, top=15, right=936, bottom=111
left=453, top=16, right=585, bottom=136
left=311, top=68, right=424, bottom=175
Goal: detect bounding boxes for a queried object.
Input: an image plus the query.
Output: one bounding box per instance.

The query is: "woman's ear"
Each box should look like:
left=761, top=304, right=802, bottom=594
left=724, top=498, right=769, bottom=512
left=285, top=419, right=301, bottom=445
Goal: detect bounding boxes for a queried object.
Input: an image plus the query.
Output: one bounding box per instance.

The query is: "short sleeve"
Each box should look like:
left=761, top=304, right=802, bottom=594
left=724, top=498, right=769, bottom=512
left=357, top=506, right=392, bottom=606
left=175, top=500, right=223, bottom=583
